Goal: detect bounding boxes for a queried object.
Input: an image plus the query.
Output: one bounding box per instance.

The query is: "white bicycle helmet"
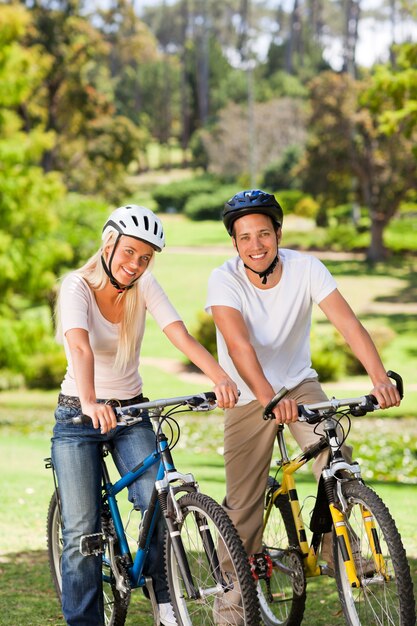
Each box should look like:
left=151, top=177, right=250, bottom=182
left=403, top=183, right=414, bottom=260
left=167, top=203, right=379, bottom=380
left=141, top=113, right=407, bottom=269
left=101, top=205, right=165, bottom=292
left=102, top=205, right=165, bottom=252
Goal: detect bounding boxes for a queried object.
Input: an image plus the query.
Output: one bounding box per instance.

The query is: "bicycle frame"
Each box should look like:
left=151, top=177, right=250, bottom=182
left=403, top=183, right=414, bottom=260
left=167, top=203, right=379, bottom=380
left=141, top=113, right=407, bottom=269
left=264, top=417, right=385, bottom=587
left=50, top=414, right=200, bottom=596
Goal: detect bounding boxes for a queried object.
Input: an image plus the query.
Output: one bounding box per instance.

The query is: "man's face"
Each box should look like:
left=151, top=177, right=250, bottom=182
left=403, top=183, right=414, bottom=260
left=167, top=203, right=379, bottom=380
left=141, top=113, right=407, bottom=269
left=232, top=213, right=281, bottom=272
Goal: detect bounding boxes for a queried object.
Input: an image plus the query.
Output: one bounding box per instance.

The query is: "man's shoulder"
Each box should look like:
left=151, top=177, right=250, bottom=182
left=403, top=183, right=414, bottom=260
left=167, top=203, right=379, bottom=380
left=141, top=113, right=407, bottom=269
left=211, top=256, right=240, bottom=276
left=281, top=248, right=321, bottom=268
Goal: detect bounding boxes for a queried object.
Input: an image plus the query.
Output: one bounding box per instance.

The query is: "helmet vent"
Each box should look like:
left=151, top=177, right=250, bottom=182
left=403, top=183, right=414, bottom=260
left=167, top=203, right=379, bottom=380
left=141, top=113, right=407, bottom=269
left=153, top=222, right=158, bottom=235
left=132, top=215, right=139, bottom=227
left=120, top=220, right=126, bottom=228
left=143, top=215, right=149, bottom=230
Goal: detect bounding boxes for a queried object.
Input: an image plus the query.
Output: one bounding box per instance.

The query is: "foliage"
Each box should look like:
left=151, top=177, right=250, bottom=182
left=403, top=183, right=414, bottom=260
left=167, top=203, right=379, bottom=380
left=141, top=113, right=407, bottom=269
left=301, top=47, right=417, bottom=261
left=275, top=189, right=304, bottom=214
left=184, top=185, right=237, bottom=221
left=293, top=196, right=319, bottom=220
left=261, top=144, right=303, bottom=190
left=190, top=312, right=218, bottom=361
left=199, top=98, right=306, bottom=181
left=152, top=176, right=215, bottom=213
left=21, top=2, right=148, bottom=200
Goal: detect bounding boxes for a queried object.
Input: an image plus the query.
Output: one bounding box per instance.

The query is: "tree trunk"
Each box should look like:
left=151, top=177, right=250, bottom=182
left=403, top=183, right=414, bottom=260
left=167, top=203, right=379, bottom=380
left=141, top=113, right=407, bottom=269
left=367, top=211, right=388, bottom=262
left=180, top=0, right=191, bottom=153
left=195, top=0, right=209, bottom=126
left=286, top=0, right=301, bottom=74
left=342, top=0, right=360, bottom=77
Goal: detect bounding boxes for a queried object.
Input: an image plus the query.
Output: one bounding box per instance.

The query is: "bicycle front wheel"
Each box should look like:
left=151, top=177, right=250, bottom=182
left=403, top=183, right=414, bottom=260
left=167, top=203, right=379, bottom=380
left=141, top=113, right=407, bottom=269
left=333, top=481, right=415, bottom=626
left=46, top=492, right=129, bottom=626
left=259, top=477, right=306, bottom=626
left=165, top=492, right=260, bottom=625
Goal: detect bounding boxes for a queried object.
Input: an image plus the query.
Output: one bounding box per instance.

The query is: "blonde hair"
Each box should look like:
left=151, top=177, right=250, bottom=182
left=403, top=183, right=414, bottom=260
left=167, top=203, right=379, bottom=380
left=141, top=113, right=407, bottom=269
left=57, top=231, right=147, bottom=373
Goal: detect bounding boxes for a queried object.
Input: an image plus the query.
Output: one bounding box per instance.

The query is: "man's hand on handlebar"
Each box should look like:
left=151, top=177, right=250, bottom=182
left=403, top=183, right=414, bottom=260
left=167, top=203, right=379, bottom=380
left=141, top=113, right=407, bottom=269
left=270, top=397, right=299, bottom=425
left=370, top=380, right=401, bottom=410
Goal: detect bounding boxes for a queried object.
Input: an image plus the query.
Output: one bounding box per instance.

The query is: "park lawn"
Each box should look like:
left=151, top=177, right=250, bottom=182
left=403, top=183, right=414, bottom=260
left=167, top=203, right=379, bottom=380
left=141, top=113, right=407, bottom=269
left=0, top=432, right=416, bottom=626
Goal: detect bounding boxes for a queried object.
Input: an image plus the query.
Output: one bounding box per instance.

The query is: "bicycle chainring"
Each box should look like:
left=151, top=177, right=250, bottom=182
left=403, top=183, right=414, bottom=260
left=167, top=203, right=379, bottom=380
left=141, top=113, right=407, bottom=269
left=286, top=549, right=306, bottom=596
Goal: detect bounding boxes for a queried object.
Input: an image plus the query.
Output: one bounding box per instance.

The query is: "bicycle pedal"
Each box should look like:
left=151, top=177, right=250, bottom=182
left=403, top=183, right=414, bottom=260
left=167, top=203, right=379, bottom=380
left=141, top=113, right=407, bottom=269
left=250, top=552, right=273, bottom=581
left=79, top=533, right=105, bottom=556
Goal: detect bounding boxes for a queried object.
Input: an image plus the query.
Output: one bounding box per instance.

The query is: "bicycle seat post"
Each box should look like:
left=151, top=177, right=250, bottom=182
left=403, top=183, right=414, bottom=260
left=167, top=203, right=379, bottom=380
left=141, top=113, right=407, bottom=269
left=276, top=425, right=290, bottom=464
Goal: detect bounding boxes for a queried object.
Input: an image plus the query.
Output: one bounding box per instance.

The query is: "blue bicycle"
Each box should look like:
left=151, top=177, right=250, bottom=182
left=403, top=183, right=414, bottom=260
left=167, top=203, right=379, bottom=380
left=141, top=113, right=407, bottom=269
left=45, top=391, right=260, bottom=626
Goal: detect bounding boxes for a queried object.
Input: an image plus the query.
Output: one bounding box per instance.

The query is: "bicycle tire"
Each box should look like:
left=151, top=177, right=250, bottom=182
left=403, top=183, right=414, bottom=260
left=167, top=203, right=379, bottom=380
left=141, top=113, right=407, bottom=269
left=46, top=492, right=129, bottom=626
left=333, top=480, right=415, bottom=626
left=165, top=491, right=260, bottom=625
left=258, top=477, right=306, bottom=626
left=46, top=491, right=63, bottom=600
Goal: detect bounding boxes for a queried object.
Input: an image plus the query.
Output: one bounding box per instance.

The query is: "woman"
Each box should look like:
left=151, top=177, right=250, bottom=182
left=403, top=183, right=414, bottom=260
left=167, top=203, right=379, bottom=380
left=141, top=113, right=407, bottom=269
left=52, top=204, right=238, bottom=626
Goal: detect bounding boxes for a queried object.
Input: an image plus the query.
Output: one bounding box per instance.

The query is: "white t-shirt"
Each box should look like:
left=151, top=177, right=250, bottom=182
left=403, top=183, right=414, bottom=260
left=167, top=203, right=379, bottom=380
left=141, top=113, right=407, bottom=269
left=58, top=272, right=181, bottom=399
left=205, top=249, right=337, bottom=405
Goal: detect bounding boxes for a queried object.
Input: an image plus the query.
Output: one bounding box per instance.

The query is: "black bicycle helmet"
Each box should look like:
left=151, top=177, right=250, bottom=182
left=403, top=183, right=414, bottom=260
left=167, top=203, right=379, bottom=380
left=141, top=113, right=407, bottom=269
left=223, top=189, right=283, bottom=235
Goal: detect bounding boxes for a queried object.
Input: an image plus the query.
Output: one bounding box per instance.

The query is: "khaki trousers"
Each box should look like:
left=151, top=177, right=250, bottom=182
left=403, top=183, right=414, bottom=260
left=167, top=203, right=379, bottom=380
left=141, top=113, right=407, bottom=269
left=222, top=378, right=353, bottom=558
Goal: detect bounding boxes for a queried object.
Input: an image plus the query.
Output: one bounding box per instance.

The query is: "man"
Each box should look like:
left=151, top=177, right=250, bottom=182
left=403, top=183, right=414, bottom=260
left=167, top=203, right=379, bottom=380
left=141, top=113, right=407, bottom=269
left=205, top=189, right=400, bottom=572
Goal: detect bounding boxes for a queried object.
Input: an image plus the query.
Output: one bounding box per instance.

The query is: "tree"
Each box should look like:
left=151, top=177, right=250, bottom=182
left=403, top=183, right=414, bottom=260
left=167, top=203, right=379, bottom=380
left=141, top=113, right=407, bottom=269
left=21, top=1, right=146, bottom=198
left=0, top=5, right=70, bottom=384
left=301, top=46, right=417, bottom=261
left=198, top=97, right=306, bottom=181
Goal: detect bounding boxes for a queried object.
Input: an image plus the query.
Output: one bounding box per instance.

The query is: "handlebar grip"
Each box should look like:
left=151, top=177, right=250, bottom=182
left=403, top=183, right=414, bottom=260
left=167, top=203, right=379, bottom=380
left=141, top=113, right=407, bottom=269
left=72, top=414, right=92, bottom=425
left=387, top=370, right=404, bottom=399
left=263, top=387, right=288, bottom=420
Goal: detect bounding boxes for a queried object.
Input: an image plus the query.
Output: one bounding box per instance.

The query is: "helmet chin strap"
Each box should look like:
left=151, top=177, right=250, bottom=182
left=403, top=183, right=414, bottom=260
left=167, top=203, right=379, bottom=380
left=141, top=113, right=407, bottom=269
left=101, top=235, right=137, bottom=293
left=236, top=236, right=280, bottom=285
left=243, top=254, right=279, bottom=285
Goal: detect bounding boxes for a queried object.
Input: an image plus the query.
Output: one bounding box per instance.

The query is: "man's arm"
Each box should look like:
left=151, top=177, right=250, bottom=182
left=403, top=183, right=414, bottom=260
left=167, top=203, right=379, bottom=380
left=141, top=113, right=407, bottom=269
left=319, top=289, right=400, bottom=408
left=211, top=306, right=277, bottom=408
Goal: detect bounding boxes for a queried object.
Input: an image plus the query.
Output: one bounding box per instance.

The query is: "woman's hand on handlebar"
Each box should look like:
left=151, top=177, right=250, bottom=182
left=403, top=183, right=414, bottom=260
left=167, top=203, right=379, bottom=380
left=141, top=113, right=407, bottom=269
left=271, top=397, right=299, bottom=425
left=212, top=377, right=239, bottom=409
left=81, top=401, right=118, bottom=433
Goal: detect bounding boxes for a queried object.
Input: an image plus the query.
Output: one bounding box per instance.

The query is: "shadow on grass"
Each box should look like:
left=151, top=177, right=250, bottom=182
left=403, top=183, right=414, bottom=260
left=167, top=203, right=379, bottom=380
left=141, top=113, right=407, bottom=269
left=302, top=555, right=417, bottom=626
left=0, top=550, right=154, bottom=626
left=1, top=550, right=415, bottom=626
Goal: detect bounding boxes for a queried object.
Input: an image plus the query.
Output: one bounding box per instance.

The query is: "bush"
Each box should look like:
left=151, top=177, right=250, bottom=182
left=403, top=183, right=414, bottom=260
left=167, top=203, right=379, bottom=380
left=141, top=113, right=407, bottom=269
left=335, top=325, right=396, bottom=376
left=25, top=349, right=67, bottom=390
left=0, top=369, right=25, bottom=391
left=311, top=331, right=345, bottom=382
left=152, top=177, right=215, bottom=213
left=261, top=144, right=303, bottom=190
left=184, top=186, right=237, bottom=221
left=274, top=189, right=304, bottom=215
left=189, top=312, right=217, bottom=360
left=0, top=305, right=66, bottom=389
left=293, top=196, right=319, bottom=219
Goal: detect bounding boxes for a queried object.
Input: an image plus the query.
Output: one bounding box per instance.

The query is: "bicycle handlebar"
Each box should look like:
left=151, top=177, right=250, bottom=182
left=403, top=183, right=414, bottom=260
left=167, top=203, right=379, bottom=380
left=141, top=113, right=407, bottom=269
left=72, top=391, right=217, bottom=426
left=262, top=370, right=403, bottom=424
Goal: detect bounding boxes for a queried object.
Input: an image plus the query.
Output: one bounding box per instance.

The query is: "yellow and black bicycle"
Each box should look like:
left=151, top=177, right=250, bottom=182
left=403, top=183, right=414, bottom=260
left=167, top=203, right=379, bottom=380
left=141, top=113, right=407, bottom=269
left=257, top=370, right=415, bottom=626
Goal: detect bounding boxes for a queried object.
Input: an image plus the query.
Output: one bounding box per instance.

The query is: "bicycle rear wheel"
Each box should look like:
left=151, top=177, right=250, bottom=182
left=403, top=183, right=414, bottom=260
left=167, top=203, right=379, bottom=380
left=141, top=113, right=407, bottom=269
left=258, top=477, right=306, bottom=626
left=46, top=492, right=129, bottom=626
left=165, top=491, right=260, bottom=625
left=333, top=481, right=415, bottom=626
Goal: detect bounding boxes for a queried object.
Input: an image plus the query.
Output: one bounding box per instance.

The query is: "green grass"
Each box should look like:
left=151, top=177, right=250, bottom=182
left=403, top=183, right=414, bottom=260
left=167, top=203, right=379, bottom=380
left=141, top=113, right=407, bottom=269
left=0, top=430, right=416, bottom=625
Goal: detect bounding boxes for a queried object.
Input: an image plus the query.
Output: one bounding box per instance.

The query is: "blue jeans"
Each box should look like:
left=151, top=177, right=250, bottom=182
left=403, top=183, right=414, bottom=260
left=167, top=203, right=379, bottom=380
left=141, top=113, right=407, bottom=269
left=51, top=402, right=169, bottom=626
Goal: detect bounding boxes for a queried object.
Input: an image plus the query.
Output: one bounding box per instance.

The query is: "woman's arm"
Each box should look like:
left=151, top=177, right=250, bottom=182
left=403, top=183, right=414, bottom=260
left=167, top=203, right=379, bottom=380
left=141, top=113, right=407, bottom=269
left=319, top=289, right=400, bottom=408
left=163, top=320, right=239, bottom=408
left=65, top=328, right=117, bottom=432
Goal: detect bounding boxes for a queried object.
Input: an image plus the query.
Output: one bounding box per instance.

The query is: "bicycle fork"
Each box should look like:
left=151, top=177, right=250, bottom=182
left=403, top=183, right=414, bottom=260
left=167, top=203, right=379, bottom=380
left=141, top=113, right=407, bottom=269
left=327, top=481, right=389, bottom=587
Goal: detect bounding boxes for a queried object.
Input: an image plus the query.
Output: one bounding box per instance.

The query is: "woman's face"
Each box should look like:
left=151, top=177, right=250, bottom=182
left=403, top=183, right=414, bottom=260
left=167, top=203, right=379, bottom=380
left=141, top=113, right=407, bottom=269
left=106, top=235, right=154, bottom=287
